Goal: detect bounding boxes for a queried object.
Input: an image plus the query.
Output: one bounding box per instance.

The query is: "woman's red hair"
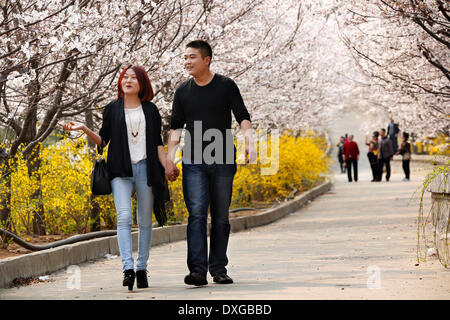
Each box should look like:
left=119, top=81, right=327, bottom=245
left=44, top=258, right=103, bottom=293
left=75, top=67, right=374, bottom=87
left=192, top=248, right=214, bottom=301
left=117, top=65, right=154, bottom=102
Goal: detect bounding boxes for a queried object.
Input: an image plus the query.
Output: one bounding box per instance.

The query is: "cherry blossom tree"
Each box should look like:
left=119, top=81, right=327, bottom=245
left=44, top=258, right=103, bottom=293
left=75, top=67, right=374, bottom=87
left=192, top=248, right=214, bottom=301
left=0, top=0, right=346, bottom=233
left=0, top=0, right=220, bottom=233
left=0, top=0, right=372, bottom=235
left=335, top=0, right=449, bottom=137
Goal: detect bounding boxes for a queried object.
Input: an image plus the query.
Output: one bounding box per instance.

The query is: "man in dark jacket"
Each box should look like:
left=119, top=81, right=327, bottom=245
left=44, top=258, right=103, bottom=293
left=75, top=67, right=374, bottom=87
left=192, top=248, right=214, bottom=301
left=377, top=128, right=394, bottom=182
left=387, top=117, right=400, bottom=153
left=342, top=134, right=360, bottom=182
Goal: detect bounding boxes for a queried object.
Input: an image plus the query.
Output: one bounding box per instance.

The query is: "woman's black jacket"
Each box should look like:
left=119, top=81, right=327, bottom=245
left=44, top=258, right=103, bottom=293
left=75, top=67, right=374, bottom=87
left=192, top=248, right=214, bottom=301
left=99, top=98, right=169, bottom=225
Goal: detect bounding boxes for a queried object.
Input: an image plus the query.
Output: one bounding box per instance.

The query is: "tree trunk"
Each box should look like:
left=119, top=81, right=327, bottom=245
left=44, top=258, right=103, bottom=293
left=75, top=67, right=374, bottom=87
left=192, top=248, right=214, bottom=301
left=25, top=55, right=46, bottom=236
left=0, top=163, right=12, bottom=248
left=27, top=144, right=46, bottom=236
left=86, top=108, right=101, bottom=231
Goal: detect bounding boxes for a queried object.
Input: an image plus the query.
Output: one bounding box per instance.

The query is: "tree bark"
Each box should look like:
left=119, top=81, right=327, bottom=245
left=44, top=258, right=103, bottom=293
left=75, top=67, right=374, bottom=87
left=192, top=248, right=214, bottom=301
left=0, top=162, right=12, bottom=248
left=86, top=108, right=101, bottom=232
left=25, top=55, right=46, bottom=236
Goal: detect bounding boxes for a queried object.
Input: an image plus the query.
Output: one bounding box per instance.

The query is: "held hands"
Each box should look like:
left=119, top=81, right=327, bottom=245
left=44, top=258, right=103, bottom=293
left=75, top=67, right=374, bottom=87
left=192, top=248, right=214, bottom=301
left=165, top=159, right=180, bottom=182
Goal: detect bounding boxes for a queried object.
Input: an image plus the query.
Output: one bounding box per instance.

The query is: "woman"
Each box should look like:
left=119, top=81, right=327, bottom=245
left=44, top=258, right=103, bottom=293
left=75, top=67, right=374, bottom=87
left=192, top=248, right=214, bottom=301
left=396, top=132, right=411, bottom=181
left=366, top=131, right=379, bottom=182
left=63, top=65, right=172, bottom=290
left=337, top=136, right=345, bottom=174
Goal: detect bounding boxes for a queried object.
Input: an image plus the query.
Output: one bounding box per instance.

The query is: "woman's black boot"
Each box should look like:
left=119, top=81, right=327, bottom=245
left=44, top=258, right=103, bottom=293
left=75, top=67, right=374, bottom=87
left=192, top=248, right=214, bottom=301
left=123, top=269, right=135, bottom=291
left=136, top=270, right=148, bottom=288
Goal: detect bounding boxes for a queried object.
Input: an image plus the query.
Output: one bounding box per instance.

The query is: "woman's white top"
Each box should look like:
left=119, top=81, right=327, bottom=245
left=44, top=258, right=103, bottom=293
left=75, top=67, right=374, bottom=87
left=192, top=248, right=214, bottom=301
left=124, top=105, right=147, bottom=164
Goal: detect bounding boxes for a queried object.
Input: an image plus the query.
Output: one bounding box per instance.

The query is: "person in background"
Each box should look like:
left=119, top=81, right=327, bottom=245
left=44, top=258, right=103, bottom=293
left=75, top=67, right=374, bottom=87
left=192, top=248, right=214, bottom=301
left=396, top=132, right=411, bottom=181
left=377, top=128, right=394, bottom=182
left=342, top=134, right=359, bottom=182
left=337, top=136, right=346, bottom=174
left=387, top=117, right=400, bottom=153
left=366, top=131, right=379, bottom=182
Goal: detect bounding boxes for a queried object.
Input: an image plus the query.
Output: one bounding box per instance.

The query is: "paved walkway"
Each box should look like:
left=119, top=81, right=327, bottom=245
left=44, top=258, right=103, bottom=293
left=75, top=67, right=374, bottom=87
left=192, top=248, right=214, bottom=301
left=1, top=160, right=449, bottom=300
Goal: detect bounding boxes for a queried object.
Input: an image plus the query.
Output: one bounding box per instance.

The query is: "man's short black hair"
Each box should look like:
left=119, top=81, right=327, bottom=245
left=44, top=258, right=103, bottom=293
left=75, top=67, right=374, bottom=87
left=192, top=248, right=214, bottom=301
left=186, top=40, right=213, bottom=62
left=403, top=132, right=409, bottom=140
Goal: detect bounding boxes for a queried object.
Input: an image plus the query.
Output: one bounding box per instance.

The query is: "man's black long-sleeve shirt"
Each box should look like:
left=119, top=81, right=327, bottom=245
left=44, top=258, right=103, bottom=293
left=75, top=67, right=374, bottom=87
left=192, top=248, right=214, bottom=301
left=170, top=73, right=251, bottom=164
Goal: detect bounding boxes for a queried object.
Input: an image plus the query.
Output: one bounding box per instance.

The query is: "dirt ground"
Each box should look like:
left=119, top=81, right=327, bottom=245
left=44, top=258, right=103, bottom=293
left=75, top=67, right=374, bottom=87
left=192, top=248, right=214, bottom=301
left=0, top=234, right=72, bottom=259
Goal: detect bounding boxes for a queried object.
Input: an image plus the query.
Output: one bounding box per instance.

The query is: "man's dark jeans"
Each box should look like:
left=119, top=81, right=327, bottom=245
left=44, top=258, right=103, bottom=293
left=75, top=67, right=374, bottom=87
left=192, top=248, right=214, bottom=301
left=378, top=157, right=391, bottom=181
left=402, top=159, right=410, bottom=179
left=346, top=158, right=358, bottom=182
left=368, top=152, right=379, bottom=181
left=182, top=163, right=236, bottom=276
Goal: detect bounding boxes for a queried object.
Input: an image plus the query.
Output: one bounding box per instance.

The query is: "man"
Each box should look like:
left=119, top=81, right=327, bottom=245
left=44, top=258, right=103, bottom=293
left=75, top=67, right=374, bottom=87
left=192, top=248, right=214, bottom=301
left=377, top=128, right=394, bottom=182
left=342, top=134, right=359, bottom=182
left=166, top=40, right=256, bottom=286
left=387, top=117, right=400, bottom=153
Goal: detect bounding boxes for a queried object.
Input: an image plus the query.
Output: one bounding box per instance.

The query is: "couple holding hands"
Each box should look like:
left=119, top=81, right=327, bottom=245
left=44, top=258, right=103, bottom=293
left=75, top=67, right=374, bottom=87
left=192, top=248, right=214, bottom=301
left=63, top=40, right=256, bottom=290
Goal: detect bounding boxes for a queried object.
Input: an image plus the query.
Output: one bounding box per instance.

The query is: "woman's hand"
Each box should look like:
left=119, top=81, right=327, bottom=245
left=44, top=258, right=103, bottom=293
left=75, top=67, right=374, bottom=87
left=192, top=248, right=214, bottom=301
left=63, top=121, right=85, bottom=131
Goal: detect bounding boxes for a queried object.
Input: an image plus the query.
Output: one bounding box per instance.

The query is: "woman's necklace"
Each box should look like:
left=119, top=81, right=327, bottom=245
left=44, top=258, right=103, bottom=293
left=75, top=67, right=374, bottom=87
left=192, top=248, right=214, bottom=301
left=125, top=105, right=142, bottom=144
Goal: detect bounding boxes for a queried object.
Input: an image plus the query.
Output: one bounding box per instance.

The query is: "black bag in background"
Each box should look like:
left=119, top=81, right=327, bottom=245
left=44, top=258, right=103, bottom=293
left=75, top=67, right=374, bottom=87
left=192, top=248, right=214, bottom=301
left=367, top=151, right=378, bottom=165
left=91, top=141, right=112, bottom=195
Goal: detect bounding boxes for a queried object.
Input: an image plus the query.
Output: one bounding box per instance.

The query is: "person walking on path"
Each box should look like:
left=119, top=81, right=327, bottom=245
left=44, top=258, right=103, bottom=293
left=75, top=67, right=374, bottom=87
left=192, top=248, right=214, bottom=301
left=165, top=40, right=256, bottom=287
left=365, top=131, right=380, bottom=182
left=387, top=117, right=400, bottom=153
left=342, top=134, right=359, bottom=182
left=396, top=132, right=412, bottom=181
left=377, top=128, right=394, bottom=182
left=63, top=65, right=169, bottom=291
left=337, top=136, right=346, bottom=174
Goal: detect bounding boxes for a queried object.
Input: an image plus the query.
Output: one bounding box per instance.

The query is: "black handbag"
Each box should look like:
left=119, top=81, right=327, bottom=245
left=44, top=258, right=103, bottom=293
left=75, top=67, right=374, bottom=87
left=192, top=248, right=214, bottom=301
left=91, top=141, right=112, bottom=195
left=152, top=162, right=171, bottom=227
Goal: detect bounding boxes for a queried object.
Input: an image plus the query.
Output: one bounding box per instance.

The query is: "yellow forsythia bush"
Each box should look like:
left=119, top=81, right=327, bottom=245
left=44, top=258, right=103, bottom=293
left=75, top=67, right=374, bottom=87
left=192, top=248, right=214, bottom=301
left=231, top=131, right=330, bottom=208
left=0, top=137, right=117, bottom=236
left=38, top=137, right=117, bottom=234
left=0, top=131, right=329, bottom=236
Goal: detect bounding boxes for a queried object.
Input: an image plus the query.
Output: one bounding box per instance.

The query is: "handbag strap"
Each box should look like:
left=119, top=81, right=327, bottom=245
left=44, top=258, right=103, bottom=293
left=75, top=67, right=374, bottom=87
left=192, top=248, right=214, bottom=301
left=97, top=138, right=104, bottom=155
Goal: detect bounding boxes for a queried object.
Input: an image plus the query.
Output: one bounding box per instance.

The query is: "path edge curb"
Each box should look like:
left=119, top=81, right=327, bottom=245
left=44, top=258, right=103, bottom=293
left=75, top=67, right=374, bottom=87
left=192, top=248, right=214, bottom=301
left=0, top=179, right=332, bottom=288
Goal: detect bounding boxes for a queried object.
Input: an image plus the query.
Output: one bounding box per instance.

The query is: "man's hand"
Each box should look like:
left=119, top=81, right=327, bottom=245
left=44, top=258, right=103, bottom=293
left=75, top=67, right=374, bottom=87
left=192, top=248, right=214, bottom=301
left=165, top=159, right=180, bottom=182
left=245, top=140, right=257, bottom=164
left=241, top=120, right=256, bottom=164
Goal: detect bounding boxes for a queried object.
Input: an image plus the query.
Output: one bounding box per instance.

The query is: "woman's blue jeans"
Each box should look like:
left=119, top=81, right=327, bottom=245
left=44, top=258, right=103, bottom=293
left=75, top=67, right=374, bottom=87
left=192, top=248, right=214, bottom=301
left=111, top=159, right=153, bottom=271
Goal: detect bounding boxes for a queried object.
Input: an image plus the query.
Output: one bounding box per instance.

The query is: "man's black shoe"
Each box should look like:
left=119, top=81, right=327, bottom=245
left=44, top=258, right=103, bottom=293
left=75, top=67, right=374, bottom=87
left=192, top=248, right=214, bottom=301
left=213, top=273, right=233, bottom=284
left=184, top=273, right=208, bottom=286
